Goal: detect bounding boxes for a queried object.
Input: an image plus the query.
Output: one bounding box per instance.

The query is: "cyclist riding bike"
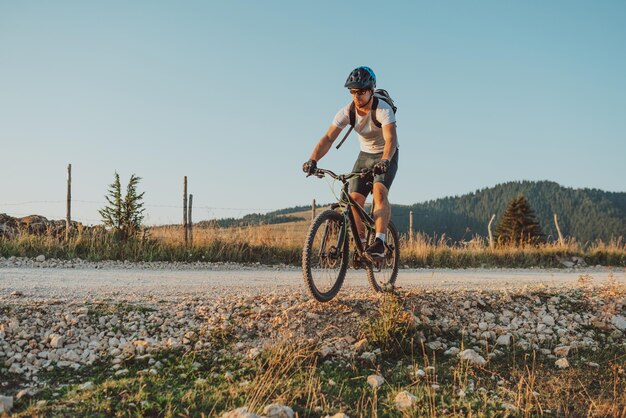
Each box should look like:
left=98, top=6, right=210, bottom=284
left=303, top=66, right=399, bottom=259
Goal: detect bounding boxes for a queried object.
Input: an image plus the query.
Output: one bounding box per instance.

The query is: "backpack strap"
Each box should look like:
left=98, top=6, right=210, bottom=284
left=349, top=101, right=356, bottom=127
left=336, top=102, right=356, bottom=150
left=371, top=96, right=381, bottom=128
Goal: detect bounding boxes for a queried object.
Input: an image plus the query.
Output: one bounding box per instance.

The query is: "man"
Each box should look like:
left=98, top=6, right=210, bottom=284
left=303, top=66, right=399, bottom=259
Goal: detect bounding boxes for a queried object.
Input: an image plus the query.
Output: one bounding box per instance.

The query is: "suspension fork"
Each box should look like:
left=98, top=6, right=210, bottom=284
left=318, top=213, right=349, bottom=259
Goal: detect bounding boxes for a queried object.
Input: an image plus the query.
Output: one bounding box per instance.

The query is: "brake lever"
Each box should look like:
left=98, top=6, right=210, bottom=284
left=360, top=168, right=372, bottom=178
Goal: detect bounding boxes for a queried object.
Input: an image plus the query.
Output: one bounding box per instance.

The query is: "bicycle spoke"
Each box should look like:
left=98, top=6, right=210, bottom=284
left=302, top=210, right=349, bottom=302
left=366, top=222, right=400, bottom=292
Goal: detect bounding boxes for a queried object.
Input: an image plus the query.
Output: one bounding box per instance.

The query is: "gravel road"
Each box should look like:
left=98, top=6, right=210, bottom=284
left=1, top=257, right=623, bottom=300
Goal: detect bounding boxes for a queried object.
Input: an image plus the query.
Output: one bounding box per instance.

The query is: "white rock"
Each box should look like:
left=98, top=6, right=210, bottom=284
left=0, top=396, right=13, bottom=413
left=555, top=358, right=570, bottom=369
left=115, top=369, right=129, bottom=376
left=319, top=346, right=332, bottom=358
left=16, top=389, right=32, bottom=399
left=367, top=374, right=385, bottom=389
left=35, top=255, right=46, bottom=262
left=496, top=334, right=512, bottom=346
left=459, top=349, right=487, bottom=366
left=542, top=315, right=555, bottom=327
left=79, top=381, right=95, bottom=391
left=553, top=346, right=570, bottom=358
left=8, top=363, right=23, bottom=374
left=247, top=347, right=261, bottom=359
left=263, top=403, right=295, bottom=418
left=611, top=315, right=626, bottom=331
left=444, top=347, right=460, bottom=356
left=360, top=352, right=376, bottom=362
left=427, top=341, right=443, bottom=350
left=394, top=390, right=417, bottom=410
left=50, top=334, right=64, bottom=348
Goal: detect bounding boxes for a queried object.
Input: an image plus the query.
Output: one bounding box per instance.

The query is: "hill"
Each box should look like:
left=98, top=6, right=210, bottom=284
left=391, top=181, right=626, bottom=243
left=210, top=181, right=625, bottom=244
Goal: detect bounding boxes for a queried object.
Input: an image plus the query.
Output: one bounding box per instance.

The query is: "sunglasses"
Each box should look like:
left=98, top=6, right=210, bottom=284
left=350, top=89, right=370, bottom=96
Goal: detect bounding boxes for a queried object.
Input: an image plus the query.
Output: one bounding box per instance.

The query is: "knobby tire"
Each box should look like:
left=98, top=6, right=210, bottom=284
left=302, top=210, right=349, bottom=302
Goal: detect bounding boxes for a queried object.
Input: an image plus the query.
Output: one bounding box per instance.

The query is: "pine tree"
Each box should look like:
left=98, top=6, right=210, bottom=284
left=122, top=174, right=145, bottom=239
left=495, top=195, right=544, bottom=246
left=99, top=172, right=145, bottom=241
left=99, top=172, right=123, bottom=235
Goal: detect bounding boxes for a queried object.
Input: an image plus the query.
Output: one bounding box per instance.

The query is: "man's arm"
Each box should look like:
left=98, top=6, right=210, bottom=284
left=309, top=125, right=343, bottom=162
left=381, top=122, right=398, bottom=161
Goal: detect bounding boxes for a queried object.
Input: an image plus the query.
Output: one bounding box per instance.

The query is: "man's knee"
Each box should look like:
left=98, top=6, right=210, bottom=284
left=372, top=184, right=389, bottom=206
left=350, top=192, right=366, bottom=206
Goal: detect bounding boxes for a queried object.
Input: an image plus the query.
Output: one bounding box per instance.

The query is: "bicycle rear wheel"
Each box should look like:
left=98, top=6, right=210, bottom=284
left=302, top=210, right=349, bottom=302
left=366, top=221, right=400, bottom=292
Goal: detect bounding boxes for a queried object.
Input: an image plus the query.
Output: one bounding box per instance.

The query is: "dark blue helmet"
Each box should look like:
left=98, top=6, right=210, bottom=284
left=344, top=66, right=376, bottom=90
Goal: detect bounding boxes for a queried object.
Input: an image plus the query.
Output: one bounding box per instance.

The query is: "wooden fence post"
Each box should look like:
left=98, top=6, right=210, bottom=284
left=312, top=199, right=316, bottom=221
left=66, top=164, right=71, bottom=241
left=409, top=209, right=413, bottom=243
left=554, top=213, right=564, bottom=247
left=183, top=176, right=188, bottom=246
left=488, top=214, right=496, bottom=250
left=188, top=194, right=193, bottom=246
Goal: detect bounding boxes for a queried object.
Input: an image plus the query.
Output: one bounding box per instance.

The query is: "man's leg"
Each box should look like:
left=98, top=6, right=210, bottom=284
left=365, top=183, right=390, bottom=258
left=350, top=192, right=367, bottom=242
left=372, top=183, right=390, bottom=235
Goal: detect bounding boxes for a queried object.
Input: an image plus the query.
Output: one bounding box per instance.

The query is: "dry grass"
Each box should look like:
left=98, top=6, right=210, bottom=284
left=1, top=215, right=625, bottom=267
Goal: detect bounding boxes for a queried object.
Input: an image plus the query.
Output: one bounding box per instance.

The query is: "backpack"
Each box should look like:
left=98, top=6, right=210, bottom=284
left=336, top=89, right=397, bottom=150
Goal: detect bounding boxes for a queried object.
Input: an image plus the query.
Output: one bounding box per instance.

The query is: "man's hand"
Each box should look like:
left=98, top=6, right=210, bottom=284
left=302, top=159, right=317, bottom=175
left=373, top=159, right=390, bottom=175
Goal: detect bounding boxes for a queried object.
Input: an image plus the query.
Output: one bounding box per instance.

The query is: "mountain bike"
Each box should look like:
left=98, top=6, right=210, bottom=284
left=302, top=167, right=400, bottom=302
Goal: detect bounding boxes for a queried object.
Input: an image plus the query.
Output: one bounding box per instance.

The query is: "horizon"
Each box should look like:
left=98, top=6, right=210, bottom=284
left=2, top=1, right=625, bottom=226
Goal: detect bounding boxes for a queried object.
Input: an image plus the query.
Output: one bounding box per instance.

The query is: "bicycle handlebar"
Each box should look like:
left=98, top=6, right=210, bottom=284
left=308, top=167, right=374, bottom=183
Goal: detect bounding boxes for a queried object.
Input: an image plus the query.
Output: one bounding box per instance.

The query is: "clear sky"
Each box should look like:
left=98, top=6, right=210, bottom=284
left=1, top=1, right=625, bottom=225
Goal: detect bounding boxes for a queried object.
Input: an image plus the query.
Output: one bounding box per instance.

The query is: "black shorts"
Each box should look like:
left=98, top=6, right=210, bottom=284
left=349, top=150, right=399, bottom=197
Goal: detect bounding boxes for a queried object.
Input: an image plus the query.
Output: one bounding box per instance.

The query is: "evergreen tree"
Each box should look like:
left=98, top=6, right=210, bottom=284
left=122, top=174, right=145, bottom=238
left=99, top=172, right=145, bottom=241
left=99, top=172, right=123, bottom=234
left=495, top=195, right=544, bottom=246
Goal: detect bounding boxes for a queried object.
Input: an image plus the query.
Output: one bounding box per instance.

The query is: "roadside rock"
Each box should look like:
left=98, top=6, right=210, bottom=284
left=611, top=315, right=626, bottom=332
left=554, top=346, right=571, bottom=358
left=496, top=334, right=512, bottom=347
left=394, top=390, right=417, bottom=410
left=0, top=396, right=13, bottom=414
left=459, top=349, right=487, bottom=366
left=555, top=358, right=570, bottom=369
left=367, top=374, right=385, bottom=389
left=263, top=404, right=294, bottom=418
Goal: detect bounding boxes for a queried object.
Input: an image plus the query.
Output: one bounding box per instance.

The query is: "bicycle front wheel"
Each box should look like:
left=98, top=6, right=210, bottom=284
left=302, top=210, right=349, bottom=302
left=366, top=221, right=400, bottom=292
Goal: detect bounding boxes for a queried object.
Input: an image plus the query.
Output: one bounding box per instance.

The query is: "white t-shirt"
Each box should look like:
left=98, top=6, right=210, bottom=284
left=332, top=99, right=397, bottom=154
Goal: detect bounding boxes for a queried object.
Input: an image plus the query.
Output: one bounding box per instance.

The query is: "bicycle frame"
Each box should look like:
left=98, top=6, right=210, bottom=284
left=338, top=181, right=376, bottom=255
left=314, top=168, right=377, bottom=257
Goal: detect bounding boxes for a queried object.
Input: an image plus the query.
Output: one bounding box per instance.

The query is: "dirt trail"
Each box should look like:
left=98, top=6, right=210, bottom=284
left=1, top=264, right=623, bottom=301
